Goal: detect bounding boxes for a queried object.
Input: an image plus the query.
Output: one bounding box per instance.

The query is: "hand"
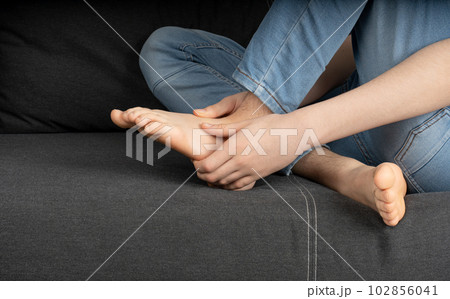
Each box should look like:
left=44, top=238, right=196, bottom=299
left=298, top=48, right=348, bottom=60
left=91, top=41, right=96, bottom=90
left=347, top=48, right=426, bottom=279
left=193, top=113, right=309, bottom=190
left=193, top=91, right=247, bottom=118
left=193, top=91, right=273, bottom=121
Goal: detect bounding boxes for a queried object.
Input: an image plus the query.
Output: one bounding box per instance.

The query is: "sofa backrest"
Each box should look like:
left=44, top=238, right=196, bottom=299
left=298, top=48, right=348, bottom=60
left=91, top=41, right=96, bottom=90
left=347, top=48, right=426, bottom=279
left=0, top=0, right=268, bottom=133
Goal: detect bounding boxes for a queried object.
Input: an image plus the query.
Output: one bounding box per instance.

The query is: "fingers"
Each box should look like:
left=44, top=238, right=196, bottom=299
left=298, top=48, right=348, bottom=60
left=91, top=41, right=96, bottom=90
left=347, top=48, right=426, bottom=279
left=204, top=172, right=256, bottom=191
left=216, top=170, right=247, bottom=186
left=196, top=155, right=257, bottom=190
left=193, top=94, right=240, bottom=118
left=224, top=176, right=256, bottom=191
left=196, top=162, right=241, bottom=184
left=206, top=180, right=255, bottom=191
left=193, top=149, right=233, bottom=173
left=200, top=120, right=250, bottom=137
left=231, top=182, right=256, bottom=191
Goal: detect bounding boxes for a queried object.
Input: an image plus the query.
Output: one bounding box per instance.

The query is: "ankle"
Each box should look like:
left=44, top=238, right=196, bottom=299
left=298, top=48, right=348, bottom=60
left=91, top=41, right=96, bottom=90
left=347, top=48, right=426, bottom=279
left=339, top=163, right=376, bottom=208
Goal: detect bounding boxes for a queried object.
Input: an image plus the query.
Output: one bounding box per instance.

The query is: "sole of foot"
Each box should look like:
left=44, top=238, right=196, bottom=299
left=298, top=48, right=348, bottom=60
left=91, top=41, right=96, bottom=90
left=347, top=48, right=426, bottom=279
left=111, top=108, right=224, bottom=160
left=356, top=162, right=407, bottom=226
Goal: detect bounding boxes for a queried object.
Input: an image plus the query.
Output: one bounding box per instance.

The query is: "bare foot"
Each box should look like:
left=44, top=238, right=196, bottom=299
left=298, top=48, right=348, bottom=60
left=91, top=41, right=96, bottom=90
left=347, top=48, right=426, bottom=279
left=111, top=92, right=273, bottom=161
left=351, top=162, right=407, bottom=226
left=111, top=108, right=225, bottom=160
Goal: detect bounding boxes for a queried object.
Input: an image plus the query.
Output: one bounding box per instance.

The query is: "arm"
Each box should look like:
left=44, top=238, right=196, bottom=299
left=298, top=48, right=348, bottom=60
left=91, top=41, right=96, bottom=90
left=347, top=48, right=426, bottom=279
left=296, top=38, right=450, bottom=145
left=195, top=39, right=450, bottom=189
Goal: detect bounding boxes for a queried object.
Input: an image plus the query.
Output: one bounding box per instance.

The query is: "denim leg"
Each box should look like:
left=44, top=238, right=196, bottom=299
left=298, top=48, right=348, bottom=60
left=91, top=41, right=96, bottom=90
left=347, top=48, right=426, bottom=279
left=329, top=0, right=450, bottom=193
left=139, top=26, right=246, bottom=113
left=232, top=0, right=368, bottom=114
left=244, top=0, right=367, bottom=175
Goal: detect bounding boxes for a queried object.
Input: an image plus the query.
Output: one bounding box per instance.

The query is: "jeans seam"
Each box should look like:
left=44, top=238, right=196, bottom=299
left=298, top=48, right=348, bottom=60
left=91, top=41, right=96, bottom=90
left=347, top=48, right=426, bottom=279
left=151, top=64, right=199, bottom=92
left=397, top=112, right=447, bottom=162
left=394, top=108, right=448, bottom=193
left=180, top=42, right=244, bottom=61
left=152, top=63, right=244, bottom=94
left=258, top=0, right=313, bottom=85
left=190, top=29, right=245, bottom=60
left=236, top=67, right=289, bottom=113
left=202, top=65, right=246, bottom=92
left=352, top=134, right=374, bottom=165
left=396, top=159, right=424, bottom=193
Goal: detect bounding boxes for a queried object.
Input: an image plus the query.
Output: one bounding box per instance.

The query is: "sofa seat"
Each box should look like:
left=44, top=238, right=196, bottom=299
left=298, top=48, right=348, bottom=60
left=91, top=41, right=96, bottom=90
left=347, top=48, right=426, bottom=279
left=1, top=133, right=449, bottom=280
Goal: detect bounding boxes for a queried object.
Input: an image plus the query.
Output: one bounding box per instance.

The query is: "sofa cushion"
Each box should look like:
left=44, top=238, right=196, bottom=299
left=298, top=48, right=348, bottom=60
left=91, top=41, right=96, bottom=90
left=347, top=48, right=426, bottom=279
left=0, top=0, right=268, bottom=133
left=1, top=132, right=449, bottom=280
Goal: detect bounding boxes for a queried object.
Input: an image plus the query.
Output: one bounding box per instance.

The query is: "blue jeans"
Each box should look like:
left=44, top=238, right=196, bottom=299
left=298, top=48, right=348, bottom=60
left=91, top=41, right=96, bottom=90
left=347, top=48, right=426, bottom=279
left=139, top=0, right=450, bottom=193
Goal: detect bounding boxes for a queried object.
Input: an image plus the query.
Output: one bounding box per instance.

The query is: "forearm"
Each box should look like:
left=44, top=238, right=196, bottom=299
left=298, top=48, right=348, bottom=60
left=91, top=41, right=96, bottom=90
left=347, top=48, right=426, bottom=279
left=291, top=38, right=450, bottom=145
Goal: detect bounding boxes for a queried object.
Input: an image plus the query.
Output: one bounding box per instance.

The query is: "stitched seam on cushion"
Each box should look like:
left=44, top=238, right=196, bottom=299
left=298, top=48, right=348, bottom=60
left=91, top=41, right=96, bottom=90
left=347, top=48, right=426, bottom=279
left=288, top=176, right=311, bottom=281
left=292, top=176, right=318, bottom=281
left=236, top=67, right=289, bottom=113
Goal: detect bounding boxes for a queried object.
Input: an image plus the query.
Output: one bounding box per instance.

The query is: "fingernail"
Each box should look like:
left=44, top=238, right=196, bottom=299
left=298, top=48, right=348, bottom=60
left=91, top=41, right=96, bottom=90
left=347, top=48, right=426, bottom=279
left=202, top=122, right=213, bottom=128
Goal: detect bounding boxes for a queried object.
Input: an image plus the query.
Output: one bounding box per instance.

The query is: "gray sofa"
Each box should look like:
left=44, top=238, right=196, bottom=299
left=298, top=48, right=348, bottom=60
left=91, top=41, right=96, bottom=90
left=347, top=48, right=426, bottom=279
left=1, top=0, right=449, bottom=280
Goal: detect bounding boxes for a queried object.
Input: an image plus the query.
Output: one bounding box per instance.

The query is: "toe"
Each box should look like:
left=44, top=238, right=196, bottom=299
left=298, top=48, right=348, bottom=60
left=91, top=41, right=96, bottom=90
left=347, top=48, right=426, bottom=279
left=143, top=122, right=163, bottom=135
left=135, top=112, right=165, bottom=124
left=379, top=210, right=397, bottom=222
left=111, top=109, right=134, bottom=128
left=379, top=210, right=400, bottom=226
left=384, top=218, right=400, bottom=227
left=124, top=107, right=151, bottom=122
left=374, top=163, right=396, bottom=190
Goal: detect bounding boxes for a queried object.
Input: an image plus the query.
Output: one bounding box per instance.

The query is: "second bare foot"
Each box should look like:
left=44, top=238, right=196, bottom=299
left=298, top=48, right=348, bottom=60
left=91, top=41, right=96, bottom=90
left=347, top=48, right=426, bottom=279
left=350, top=162, right=407, bottom=226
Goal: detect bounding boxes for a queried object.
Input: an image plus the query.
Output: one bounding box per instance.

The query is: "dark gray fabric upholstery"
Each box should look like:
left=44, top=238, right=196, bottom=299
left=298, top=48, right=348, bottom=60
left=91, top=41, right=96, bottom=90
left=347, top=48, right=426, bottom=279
left=1, top=133, right=449, bottom=280
left=0, top=0, right=268, bottom=133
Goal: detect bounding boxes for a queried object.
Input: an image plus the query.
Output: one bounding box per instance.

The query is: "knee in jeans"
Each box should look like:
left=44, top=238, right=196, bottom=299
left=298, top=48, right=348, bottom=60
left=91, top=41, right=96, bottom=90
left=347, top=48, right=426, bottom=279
left=139, top=26, right=187, bottom=88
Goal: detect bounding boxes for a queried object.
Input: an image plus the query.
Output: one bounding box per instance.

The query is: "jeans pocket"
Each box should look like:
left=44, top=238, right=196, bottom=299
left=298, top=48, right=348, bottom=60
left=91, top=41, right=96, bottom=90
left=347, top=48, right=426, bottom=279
left=394, top=108, right=450, bottom=193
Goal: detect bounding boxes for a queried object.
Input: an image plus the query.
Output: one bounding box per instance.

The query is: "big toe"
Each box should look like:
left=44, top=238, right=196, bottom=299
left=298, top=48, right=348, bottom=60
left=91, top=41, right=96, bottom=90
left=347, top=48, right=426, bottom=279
left=111, top=109, right=134, bottom=129
left=373, top=163, right=396, bottom=190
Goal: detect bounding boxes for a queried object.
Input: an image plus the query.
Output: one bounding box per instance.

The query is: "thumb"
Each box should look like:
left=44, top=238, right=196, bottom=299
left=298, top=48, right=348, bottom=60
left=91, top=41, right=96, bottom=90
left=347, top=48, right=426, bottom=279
left=200, top=120, right=249, bottom=137
left=193, top=96, right=237, bottom=118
